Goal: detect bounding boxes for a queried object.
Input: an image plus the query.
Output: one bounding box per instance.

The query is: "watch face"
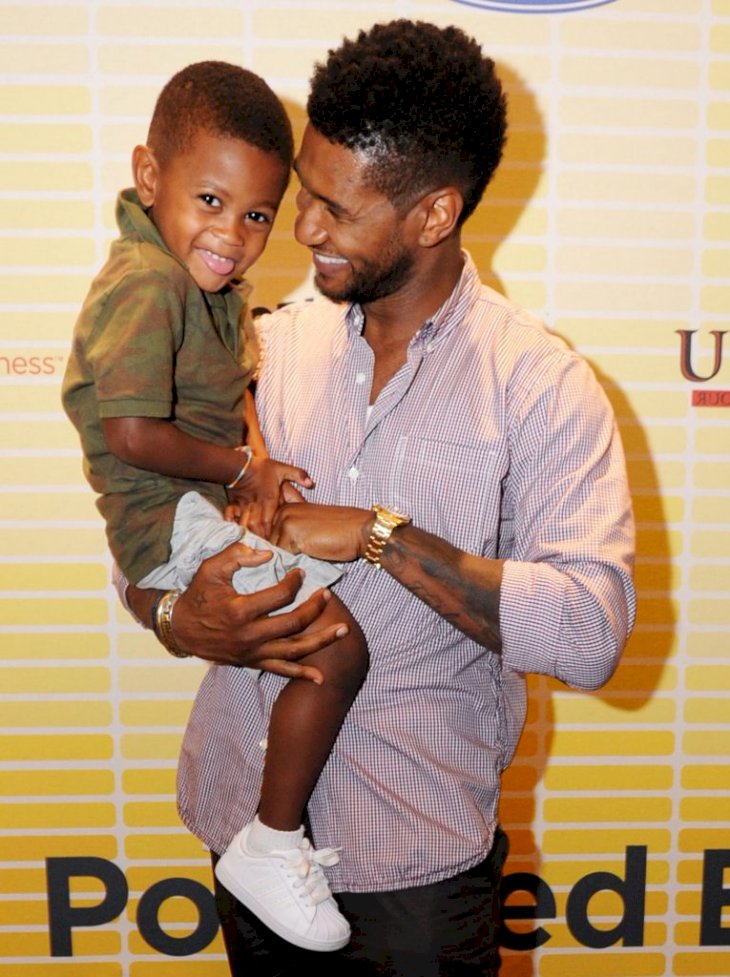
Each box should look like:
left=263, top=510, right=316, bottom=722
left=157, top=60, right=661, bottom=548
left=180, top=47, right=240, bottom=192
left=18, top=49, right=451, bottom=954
left=375, top=505, right=411, bottom=525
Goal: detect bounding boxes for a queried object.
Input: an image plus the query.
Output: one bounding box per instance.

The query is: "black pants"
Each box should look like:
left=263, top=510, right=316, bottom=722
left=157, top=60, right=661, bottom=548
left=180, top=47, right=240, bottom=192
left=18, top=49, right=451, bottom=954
left=212, top=826, right=508, bottom=977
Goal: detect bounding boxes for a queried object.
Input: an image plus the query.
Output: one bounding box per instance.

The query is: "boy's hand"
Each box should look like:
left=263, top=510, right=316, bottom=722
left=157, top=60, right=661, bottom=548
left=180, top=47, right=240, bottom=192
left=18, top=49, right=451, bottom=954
left=227, top=456, right=312, bottom=538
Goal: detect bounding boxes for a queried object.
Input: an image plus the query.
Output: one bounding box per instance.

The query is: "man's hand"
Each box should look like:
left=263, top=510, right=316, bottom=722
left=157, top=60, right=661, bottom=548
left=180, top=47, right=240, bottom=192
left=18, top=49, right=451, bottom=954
left=268, top=502, right=374, bottom=562
left=129, top=542, right=349, bottom=683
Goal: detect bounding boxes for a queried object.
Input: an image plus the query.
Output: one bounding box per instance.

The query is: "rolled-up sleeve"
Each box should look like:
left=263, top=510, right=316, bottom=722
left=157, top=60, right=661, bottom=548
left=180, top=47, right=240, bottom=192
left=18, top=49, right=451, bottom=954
left=499, top=350, right=636, bottom=690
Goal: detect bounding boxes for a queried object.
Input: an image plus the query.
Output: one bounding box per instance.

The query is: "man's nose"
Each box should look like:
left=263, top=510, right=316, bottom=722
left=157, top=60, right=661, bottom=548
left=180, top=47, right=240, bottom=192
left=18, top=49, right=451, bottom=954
left=294, top=190, right=327, bottom=247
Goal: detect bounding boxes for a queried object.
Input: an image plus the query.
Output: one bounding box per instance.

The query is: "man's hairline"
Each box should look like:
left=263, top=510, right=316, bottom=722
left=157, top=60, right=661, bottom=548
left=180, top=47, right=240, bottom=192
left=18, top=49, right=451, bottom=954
left=296, top=123, right=438, bottom=218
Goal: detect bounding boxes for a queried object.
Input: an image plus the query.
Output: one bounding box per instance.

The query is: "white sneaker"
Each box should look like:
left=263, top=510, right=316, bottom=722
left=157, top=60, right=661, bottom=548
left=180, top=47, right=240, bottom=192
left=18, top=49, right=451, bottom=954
left=214, top=823, right=351, bottom=952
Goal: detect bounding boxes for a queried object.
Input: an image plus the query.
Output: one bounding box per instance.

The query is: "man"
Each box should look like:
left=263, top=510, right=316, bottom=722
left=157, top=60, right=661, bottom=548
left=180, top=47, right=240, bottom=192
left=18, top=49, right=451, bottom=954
left=125, top=19, right=636, bottom=976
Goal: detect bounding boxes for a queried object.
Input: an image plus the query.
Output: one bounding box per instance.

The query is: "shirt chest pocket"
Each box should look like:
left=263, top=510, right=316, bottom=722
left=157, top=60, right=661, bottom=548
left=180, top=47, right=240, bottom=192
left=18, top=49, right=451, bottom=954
left=386, top=437, right=504, bottom=557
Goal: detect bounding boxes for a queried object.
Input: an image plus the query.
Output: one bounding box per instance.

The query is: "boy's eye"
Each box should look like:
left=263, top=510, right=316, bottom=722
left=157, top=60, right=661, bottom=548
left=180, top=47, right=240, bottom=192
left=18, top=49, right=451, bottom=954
left=247, top=211, right=270, bottom=225
left=200, top=194, right=221, bottom=207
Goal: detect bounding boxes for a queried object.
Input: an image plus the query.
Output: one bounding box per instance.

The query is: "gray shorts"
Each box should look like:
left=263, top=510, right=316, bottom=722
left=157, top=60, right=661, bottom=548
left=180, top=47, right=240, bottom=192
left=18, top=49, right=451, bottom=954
left=137, top=491, right=342, bottom=610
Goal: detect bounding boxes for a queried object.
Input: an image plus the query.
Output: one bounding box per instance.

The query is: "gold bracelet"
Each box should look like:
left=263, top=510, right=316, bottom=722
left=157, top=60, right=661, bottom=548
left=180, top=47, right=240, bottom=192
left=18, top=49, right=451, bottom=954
left=154, top=589, right=190, bottom=658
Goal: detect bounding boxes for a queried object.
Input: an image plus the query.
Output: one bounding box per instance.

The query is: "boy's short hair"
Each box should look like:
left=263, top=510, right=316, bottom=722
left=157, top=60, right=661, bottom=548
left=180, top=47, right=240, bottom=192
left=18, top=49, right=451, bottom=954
left=307, top=20, right=507, bottom=226
left=147, top=61, right=293, bottom=169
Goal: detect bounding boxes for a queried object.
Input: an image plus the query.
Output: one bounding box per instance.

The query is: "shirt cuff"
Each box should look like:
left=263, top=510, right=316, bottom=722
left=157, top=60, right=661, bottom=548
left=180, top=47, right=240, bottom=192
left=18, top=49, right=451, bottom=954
left=499, top=559, right=563, bottom=677
left=111, top=561, right=145, bottom=627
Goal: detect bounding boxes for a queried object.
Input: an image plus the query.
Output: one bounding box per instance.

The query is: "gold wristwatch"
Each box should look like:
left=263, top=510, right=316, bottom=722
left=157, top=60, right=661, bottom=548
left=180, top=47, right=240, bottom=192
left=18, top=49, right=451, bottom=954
left=363, top=504, right=411, bottom=569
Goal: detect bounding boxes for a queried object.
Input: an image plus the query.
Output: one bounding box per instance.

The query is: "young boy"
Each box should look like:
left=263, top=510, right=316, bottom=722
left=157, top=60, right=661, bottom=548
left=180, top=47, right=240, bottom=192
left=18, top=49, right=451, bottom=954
left=62, top=61, right=367, bottom=953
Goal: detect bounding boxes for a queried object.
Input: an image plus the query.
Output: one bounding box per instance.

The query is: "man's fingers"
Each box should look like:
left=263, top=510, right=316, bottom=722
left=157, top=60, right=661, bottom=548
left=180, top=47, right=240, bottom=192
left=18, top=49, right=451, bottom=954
left=253, top=620, right=350, bottom=665
left=218, top=540, right=273, bottom=572
left=258, top=659, right=325, bottom=684
left=171, top=545, right=344, bottom=667
left=222, top=570, right=313, bottom=627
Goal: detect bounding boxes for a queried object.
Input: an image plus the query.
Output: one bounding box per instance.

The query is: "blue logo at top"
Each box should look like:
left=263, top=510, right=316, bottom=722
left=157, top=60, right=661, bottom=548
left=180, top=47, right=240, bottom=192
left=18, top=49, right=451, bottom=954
left=451, top=0, right=617, bottom=12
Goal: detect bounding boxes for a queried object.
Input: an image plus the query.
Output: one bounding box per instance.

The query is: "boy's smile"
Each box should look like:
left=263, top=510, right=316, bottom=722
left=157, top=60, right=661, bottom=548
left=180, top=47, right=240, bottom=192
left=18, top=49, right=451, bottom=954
left=135, top=130, right=289, bottom=293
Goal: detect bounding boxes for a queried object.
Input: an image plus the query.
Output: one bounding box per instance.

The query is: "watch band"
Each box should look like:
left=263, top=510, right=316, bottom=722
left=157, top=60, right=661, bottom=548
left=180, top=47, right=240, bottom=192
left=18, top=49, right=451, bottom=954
left=363, top=505, right=410, bottom=569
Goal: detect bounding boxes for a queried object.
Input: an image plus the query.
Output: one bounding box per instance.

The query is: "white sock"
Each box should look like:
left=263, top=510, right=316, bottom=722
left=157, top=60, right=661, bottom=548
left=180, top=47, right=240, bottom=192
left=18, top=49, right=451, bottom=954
left=246, top=814, right=304, bottom=855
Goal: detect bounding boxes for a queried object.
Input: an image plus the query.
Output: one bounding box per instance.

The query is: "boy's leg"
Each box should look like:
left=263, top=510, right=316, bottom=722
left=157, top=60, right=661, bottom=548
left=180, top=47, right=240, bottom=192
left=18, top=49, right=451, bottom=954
left=214, top=595, right=367, bottom=952
left=257, top=595, right=367, bottom=830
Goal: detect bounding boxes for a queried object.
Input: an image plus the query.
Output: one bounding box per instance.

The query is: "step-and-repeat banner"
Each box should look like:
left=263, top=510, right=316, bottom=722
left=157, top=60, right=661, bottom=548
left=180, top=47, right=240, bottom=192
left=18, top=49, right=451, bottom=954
left=1, top=1, right=728, bottom=974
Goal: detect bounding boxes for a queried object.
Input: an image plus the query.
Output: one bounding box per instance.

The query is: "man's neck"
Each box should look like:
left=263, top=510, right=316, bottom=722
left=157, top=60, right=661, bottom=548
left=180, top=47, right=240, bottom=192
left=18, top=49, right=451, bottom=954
left=361, top=243, right=464, bottom=405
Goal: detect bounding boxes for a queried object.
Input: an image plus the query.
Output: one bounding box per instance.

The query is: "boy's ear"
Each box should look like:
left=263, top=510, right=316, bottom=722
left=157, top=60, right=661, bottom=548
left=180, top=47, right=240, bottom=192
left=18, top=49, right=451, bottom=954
left=132, top=144, right=159, bottom=207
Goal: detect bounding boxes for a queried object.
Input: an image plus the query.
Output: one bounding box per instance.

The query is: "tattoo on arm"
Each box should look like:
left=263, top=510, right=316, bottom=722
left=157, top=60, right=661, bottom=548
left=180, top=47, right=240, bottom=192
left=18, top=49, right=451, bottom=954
left=383, top=527, right=503, bottom=653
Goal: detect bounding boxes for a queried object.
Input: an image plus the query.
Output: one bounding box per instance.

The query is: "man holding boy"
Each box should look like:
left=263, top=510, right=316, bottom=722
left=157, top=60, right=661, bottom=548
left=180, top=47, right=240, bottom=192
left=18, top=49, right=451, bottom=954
left=127, top=18, right=636, bottom=976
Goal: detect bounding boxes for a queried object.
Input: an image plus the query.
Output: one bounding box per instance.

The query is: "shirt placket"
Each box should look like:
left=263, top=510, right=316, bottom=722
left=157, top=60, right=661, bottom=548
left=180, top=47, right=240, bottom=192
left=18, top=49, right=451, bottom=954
left=337, top=329, right=429, bottom=508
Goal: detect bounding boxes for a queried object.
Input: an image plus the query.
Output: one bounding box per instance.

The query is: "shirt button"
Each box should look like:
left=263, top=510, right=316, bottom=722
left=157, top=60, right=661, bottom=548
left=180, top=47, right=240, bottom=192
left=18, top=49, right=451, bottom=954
left=355, top=372, right=366, bottom=384
left=347, top=466, right=359, bottom=481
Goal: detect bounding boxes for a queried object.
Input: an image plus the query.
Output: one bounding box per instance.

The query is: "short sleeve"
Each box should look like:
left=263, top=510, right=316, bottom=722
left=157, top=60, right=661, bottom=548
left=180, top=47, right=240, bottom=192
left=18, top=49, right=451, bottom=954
left=87, top=269, right=182, bottom=419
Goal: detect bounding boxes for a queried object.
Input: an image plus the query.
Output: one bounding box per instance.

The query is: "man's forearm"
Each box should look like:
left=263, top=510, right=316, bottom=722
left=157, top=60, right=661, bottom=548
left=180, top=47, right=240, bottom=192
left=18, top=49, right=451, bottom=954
left=268, top=502, right=504, bottom=652
left=381, top=524, right=504, bottom=653
left=125, top=581, right=158, bottom=630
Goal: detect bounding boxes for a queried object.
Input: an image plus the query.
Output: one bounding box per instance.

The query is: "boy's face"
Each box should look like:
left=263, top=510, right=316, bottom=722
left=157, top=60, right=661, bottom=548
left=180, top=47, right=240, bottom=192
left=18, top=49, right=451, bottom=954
left=135, top=131, right=289, bottom=293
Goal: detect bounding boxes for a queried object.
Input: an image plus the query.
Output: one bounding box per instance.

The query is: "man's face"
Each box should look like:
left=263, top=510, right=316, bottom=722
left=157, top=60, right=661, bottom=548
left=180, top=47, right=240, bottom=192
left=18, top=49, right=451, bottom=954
left=138, top=131, right=288, bottom=294
left=293, top=125, right=416, bottom=305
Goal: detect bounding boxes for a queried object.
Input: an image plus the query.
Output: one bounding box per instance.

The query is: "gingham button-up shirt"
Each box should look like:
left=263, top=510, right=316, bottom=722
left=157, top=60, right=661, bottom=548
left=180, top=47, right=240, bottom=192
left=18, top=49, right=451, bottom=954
left=177, top=253, right=636, bottom=892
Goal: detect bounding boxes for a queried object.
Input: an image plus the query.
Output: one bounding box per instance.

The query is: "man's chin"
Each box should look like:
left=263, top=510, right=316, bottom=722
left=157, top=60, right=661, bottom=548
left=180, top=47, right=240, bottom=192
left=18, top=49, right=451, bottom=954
left=314, top=275, right=352, bottom=304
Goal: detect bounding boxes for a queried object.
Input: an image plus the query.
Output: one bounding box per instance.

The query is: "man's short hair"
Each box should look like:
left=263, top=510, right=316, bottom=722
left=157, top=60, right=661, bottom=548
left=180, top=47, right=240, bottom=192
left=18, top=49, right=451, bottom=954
left=307, top=20, right=507, bottom=226
left=147, top=61, right=293, bottom=169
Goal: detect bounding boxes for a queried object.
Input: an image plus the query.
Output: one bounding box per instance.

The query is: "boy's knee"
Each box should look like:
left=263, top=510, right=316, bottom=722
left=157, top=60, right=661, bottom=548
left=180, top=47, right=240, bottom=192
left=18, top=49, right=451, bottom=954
left=318, top=629, right=369, bottom=696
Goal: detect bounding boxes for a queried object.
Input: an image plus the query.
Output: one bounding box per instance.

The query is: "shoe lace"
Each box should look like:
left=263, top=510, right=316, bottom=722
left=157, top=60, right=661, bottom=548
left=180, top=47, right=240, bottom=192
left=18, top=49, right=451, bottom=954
left=283, top=838, right=341, bottom=906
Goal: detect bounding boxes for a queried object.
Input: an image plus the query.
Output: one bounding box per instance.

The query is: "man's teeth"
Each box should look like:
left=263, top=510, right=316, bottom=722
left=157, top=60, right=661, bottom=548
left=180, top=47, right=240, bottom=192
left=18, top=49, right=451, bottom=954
left=317, top=254, right=347, bottom=265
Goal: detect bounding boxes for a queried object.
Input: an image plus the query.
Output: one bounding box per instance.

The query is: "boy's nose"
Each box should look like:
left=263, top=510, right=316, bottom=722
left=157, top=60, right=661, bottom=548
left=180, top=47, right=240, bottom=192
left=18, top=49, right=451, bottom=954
left=214, top=214, right=244, bottom=246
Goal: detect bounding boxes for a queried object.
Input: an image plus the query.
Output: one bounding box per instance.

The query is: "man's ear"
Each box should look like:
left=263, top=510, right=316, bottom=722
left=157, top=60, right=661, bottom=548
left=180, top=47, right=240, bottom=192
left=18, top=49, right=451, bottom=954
left=131, top=144, right=159, bottom=207
left=416, top=187, right=464, bottom=247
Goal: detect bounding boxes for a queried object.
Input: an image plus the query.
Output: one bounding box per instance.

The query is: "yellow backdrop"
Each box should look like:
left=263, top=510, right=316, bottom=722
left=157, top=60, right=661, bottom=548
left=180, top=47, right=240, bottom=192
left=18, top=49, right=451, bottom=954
left=1, top=1, right=729, bottom=975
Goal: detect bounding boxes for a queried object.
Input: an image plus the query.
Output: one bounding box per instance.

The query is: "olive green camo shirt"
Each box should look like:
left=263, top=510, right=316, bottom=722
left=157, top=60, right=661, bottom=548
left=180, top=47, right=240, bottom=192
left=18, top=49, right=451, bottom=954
left=62, top=188, right=259, bottom=583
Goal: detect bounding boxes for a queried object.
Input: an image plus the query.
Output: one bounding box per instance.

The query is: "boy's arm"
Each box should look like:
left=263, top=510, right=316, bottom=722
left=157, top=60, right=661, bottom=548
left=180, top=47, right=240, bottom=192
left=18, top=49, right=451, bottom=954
left=103, top=414, right=312, bottom=537
left=102, top=415, right=255, bottom=485
left=243, top=388, right=268, bottom=459
left=223, top=389, right=309, bottom=536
